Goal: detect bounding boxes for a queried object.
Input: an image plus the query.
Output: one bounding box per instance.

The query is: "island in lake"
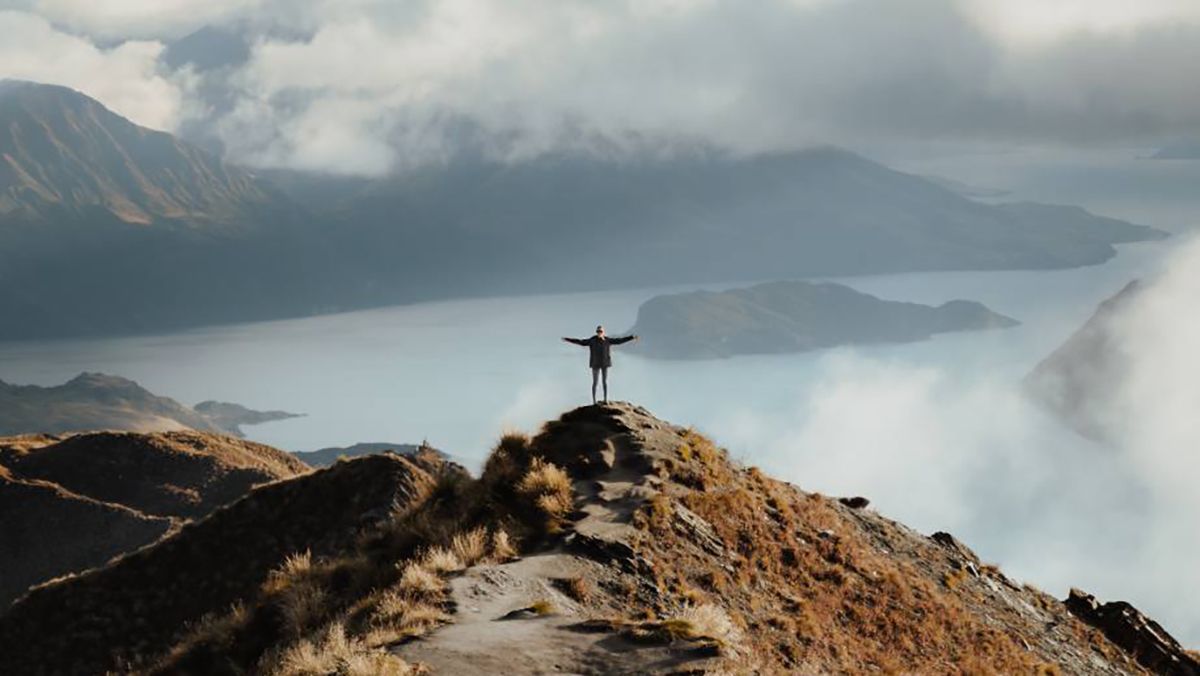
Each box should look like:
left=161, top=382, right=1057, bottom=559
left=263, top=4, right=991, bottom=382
left=628, top=280, right=1018, bottom=360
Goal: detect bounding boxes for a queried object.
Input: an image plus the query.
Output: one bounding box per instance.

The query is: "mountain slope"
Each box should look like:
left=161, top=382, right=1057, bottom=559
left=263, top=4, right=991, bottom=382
left=629, top=279, right=1018, bottom=359
left=327, top=148, right=1166, bottom=302
left=0, top=80, right=280, bottom=229
left=0, top=431, right=310, bottom=609
left=3, top=405, right=1193, bottom=675
left=0, top=372, right=299, bottom=437
left=0, top=81, right=340, bottom=340
left=1025, top=281, right=1142, bottom=441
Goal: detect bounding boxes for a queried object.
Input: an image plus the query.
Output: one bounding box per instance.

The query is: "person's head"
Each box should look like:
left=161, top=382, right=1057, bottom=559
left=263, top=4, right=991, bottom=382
left=596, top=325, right=605, bottom=337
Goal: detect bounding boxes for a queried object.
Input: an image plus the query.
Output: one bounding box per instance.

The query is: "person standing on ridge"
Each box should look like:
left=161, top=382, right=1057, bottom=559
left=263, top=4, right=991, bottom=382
left=562, top=325, right=639, bottom=404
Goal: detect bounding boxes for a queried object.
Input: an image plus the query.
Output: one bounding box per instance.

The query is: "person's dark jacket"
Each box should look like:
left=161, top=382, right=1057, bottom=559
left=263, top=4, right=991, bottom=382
left=566, top=335, right=635, bottom=368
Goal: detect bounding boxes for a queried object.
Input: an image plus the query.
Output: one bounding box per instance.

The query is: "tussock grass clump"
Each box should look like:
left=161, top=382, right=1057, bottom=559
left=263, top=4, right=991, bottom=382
left=530, top=599, right=556, bottom=616
left=420, top=547, right=464, bottom=575
left=263, top=551, right=337, bottom=636
left=271, top=622, right=419, bottom=676
left=488, top=528, right=518, bottom=563
left=361, top=590, right=450, bottom=646
left=590, top=603, right=736, bottom=650
left=480, top=432, right=533, bottom=492
left=516, top=458, right=574, bottom=533
left=451, top=527, right=488, bottom=567
left=669, top=604, right=736, bottom=644
left=396, top=562, right=444, bottom=597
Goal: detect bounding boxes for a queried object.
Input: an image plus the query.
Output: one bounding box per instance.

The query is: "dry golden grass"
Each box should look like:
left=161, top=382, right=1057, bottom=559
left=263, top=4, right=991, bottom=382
left=365, top=591, right=450, bottom=642
left=529, top=599, right=556, bottom=616
left=517, top=458, right=572, bottom=498
left=943, top=567, right=970, bottom=590
left=450, top=527, right=488, bottom=567
left=515, top=458, right=574, bottom=533
left=265, top=551, right=316, bottom=593
left=420, top=546, right=463, bottom=574
left=271, top=623, right=419, bottom=676
left=667, top=604, right=736, bottom=644
left=627, top=429, right=1064, bottom=673
left=396, top=563, right=444, bottom=597
left=488, top=528, right=518, bottom=563
left=553, top=576, right=591, bottom=603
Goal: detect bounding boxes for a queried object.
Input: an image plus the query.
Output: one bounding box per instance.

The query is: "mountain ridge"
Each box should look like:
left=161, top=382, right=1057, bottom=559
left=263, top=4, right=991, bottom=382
left=1, top=404, right=1194, bottom=674
left=0, top=372, right=301, bottom=438
left=0, top=430, right=310, bottom=610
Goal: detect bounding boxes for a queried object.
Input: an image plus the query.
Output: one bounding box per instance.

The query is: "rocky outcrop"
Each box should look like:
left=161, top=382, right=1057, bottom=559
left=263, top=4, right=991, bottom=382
left=1067, top=589, right=1200, bottom=676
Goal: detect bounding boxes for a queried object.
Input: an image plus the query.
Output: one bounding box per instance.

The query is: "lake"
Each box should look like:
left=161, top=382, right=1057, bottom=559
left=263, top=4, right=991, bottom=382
left=0, top=237, right=1194, bottom=642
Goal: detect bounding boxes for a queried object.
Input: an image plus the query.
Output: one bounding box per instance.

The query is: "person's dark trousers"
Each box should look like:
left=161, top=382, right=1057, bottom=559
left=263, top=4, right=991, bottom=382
left=591, top=367, right=608, bottom=403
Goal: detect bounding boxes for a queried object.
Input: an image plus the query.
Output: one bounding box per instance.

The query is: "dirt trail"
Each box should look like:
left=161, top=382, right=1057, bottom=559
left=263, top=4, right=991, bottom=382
left=396, top=403, right=720, bottom=675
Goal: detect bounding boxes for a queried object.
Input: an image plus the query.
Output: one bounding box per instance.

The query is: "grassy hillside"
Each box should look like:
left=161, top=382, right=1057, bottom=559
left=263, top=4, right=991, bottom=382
left=2, top=405, right=1193, bottom=674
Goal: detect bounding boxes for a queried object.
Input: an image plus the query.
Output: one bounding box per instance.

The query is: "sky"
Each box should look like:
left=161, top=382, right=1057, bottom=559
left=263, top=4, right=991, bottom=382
left=4, top=0, right=1200, bottom=175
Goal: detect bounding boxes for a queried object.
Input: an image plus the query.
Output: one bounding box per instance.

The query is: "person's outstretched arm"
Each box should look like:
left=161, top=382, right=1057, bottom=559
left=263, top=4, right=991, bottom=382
left=562, top=337, right=588, bottom=346
left=608, top=335, right=639, bottom=346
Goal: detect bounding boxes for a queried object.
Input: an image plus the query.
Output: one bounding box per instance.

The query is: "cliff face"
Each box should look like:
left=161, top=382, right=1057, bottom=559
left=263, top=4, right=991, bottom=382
left=1, top=405, right=1194, bottom=675
left=0, top=431, right=310, bottom=609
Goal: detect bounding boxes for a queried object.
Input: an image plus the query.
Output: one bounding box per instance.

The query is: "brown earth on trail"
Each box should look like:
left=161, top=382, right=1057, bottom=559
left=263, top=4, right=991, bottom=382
left=0, top=430, right=310, bottom=610
left=2, top=404, right=1195, bottom=675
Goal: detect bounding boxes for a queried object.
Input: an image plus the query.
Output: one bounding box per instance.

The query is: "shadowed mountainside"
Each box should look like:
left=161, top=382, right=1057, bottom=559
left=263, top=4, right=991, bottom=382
left=294, top=441, right=431, bottom=468
left=2, top=404, right=1194, bottom=675
left=0, top=372, right=299, bottom=437
left=629, top=280, right=1018, bottom=359
left=0, top=431, right=309, bottom=609
left=1025, top=281, right=1142, bottom=442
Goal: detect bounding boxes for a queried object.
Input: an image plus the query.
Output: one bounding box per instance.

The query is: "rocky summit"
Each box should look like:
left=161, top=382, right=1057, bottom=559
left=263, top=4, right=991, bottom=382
left=0, top=404, right=1195, bottom=675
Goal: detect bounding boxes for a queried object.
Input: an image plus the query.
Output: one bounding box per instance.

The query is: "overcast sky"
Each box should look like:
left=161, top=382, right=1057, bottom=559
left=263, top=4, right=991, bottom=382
left=4, top=0, right=1200, bottom=174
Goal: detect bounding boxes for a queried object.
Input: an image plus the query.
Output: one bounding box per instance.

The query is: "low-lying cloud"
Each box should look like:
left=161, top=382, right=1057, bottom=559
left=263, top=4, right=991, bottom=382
left=717, top=237, right=1200, bottom=644
left=6, top=0, right=1200, bottom=174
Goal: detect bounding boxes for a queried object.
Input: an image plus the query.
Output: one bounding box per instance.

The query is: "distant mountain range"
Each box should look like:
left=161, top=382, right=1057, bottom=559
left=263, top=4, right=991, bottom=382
left=629, top=280, right=1017, bottom=359
left=0, top=80, right=1168, bottom=340
left=0, top=372, right=299, bottom=437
